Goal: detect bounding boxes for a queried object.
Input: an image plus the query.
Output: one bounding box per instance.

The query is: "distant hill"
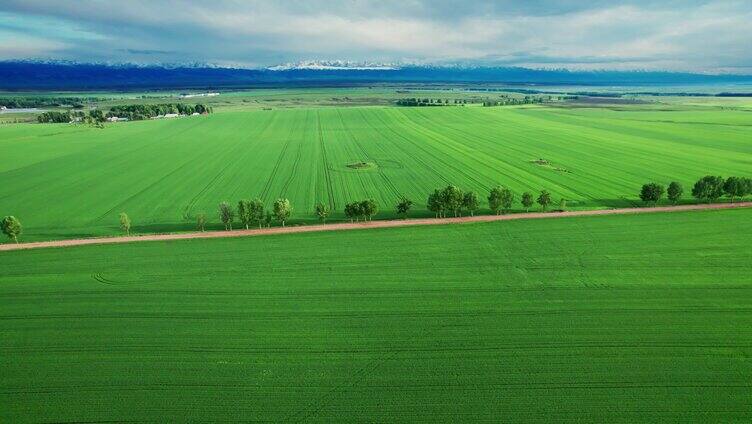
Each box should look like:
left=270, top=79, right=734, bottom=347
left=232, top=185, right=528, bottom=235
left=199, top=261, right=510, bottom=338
left=1, top=61, right=751, bottom=90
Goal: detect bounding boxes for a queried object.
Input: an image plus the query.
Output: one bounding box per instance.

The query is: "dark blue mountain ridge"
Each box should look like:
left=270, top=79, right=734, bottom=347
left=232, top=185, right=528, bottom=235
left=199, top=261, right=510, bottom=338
left=1, top=60, right=750, bottom=90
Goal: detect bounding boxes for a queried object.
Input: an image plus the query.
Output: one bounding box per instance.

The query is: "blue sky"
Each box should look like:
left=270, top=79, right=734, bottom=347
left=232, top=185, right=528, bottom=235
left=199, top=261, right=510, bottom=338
left=1, top=0, right=751, bottom=72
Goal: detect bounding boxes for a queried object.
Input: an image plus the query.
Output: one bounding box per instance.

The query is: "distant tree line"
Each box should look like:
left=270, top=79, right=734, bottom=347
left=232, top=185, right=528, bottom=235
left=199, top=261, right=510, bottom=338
left=0, top=96, right=96, bottom=109
left=36, top=103, right=213, bottom=124
left=107, top=103, right=213, bottom=120
left=37, top=111, right=73, bottom=123
left=39, top=109, right=106, bottom=124
left=396, top=98, right=466, bottom=107
left=482, top=95, right=546, bottom=107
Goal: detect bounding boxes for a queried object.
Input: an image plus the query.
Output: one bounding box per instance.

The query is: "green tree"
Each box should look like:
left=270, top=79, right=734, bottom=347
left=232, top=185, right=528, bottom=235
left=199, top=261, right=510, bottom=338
left=723, top=176, right=745, bottom=203
left=487, top=186, right=503, bottom=215
left=521, top=192, right=534, bottom=212
left=196, top=213, right=206, bottom=232
left=395, top=197, right=413, bottom=219
left=441, top=185, right=463, bottom=217
left=742, top=177, right=752, bottom=200
left=559, top=198, right=567, bottom=211
left=360, top=199, right=378, bottom=221
left=315, top=202, right=330, bottom=224
left=639, top=183, right=665, bottom=206
left=692, top=175, right=725, bottom=203
left=427, top=189, right=444, bottom=218
left=344, top=202, right=356, bottom=222
left=273, top=198, right=292, bottom=227
left=537, top=190, right=552, bottom=211
left=119, top=212, right=131, bottom=235
left=218, top=201, right=234, bottom=230
left=264, top=212, right=273, bottom=228
left=1, top=216, right=21, bottom=243
left=462, top=191, right=480, bottom=216
left=500, top=187, right=514, bottom=214
left=37, top=111, right=71, bottom=123
left=88, top=109, right=105, bottom=123
left=344, top=201, right=362, bottom=222
left=249, top=199, right=265, bottom=228
left=667, top=182, right=683, bottom=205
left=237, top=199, right=253, bottom=229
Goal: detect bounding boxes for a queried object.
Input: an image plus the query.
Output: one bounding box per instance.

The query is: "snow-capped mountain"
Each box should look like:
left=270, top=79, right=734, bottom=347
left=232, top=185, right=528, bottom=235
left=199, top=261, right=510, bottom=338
left=268, top=60, right=399, bottom=71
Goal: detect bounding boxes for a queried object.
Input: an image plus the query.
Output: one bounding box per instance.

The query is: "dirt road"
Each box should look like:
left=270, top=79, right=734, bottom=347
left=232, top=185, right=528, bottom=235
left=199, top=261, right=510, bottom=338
left=2, top=202, right=750, bottom=252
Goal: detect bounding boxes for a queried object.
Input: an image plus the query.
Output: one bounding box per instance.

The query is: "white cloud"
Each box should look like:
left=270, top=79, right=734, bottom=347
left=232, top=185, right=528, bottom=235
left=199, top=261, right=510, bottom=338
left=0, top=31, right=68, bottom=59
left=1, top=0, right=750, bottom=72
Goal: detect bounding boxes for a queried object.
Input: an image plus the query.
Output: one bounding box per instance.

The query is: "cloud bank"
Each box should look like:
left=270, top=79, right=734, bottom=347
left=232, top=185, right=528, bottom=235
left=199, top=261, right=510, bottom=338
left=1, top=0, right=751, bottom=73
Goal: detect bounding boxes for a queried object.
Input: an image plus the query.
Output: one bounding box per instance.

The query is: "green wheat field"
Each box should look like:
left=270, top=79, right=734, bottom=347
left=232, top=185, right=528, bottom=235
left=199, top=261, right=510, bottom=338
left=2, top=93, right=752, bottom=422
left=1, top=105, right=750, bottom=241
left=2, top=209, right=751, bottom=422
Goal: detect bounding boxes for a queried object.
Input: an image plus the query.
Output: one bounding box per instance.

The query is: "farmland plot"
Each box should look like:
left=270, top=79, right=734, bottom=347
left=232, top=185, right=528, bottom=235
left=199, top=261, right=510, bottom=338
left=0, top=105, right=750, bottom=241
left=1, top=209, right=751, bottom=422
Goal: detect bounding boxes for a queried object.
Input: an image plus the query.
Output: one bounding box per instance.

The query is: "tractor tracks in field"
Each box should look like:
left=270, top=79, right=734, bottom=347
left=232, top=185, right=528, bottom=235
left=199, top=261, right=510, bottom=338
left=284, top=350, right=399, bottom=423
left=367, top=110, right=452, bottom=186
left=392, top=109, right=492, bottom=192
left=183, top=115, right=278, bottom=219
left=260, top=112, right=302, bottom=203
left=338, top=109, right=402, bottom=199
left=90, top=119, right=219, bottom=224
left=278, top=110, right=309, bottom=198
left=2, top=202, right=750, bottom=252
left=317, top=111, right=337, bottom=211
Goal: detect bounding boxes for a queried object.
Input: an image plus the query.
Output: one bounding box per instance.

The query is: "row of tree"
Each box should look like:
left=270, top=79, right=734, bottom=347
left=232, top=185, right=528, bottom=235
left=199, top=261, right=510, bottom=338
left=639, top=176, right=752, bottom=205
left=343, top=199, right=379, bottom=222
left=0, top=96, right=94, bottom=109
left=3, top=176, right=750, bottom=243
left=427, top=185, right=556, bottom=217
left=482, top=96, right=546, bottom=107
left=215, top=198, right=292, bottom=231
left=37, top=111, right=73, bottom=123
left=107, top=103, right=213, bottom=120
left=39, top=109, right=109, bottom=124
left=395, top=98, right=463, bottom=107
left=36, top=103, right=214, bottom=124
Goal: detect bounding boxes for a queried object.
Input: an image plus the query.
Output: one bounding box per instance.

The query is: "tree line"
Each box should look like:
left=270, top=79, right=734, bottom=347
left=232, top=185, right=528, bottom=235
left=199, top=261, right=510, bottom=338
left=107, top=103, right=213, bottom=120
left=37, top=103, right=213, bottom=124
left=215, top=198, right=292, bottom=231
left=639, top=175, right=752, bottom=205
left=427, top=185, right=556, bottom=217
left=37, top=111, right=73, bottom=123
left=2, top=175, right=750, bottom=243
left=396, top=98, right=464, bottom=107
left=1, top=96, right=95, bottom=109
left=482, top=95, right=546, bottom=107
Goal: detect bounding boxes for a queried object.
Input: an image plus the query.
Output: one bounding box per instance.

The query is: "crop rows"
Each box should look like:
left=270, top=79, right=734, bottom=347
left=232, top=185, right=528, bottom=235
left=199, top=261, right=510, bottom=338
left=1, top=209, right=751, bottom=421
left=0, top=106, right=750, bottom=240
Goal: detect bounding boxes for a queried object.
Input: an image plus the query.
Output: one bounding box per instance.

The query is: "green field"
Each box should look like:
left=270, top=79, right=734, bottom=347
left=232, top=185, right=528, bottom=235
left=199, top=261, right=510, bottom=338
left=2, top=209, right=751, bottom=422
left=1, top=103, right=751, bottom=241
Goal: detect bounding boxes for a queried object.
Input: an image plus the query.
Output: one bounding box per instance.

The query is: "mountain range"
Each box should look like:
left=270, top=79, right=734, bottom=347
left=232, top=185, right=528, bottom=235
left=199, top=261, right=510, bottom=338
left=1, top=60, right=751, bottom=90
